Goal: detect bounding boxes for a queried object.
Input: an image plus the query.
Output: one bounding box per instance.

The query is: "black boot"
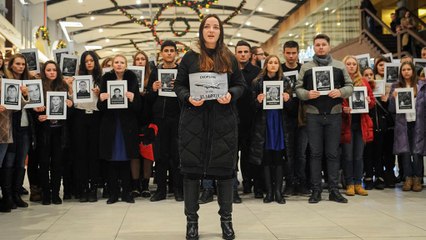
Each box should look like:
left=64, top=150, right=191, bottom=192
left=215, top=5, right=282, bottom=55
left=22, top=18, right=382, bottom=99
left=274, top=166, right=285, bottom=204
left=80, top=184, right=89, bottom=203
left=130, top=179, right=141, bottom=198
left=88, top=183, right=98, bottom=202
left=12, top=168, right=28, bottom=208
left=217, top=179, right=235, bottom=240
left=263, top=166, right=273, bottom=203
left=0, top=168, right=14, bottom=212
left=183, top=178, right=200, bottom=240
left=140, top=178, right=151, bottom=198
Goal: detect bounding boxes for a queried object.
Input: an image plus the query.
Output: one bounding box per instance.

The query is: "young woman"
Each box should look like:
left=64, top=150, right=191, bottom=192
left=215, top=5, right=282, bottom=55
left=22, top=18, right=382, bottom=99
left=101, top=57, right=113, bottom=69
left=98, top=54, right=141, bottom=204
left=174, top=14, right=245, bottom=240
left=341, top=56, right=375, bottom=196
left=373, top=56, right=387, bottom=80
left=71, top=51, right=102, bottom=202
left=35, top=60, right=73, bottom=205
left=388, top=62, right=424, bottom=192
left=250, top=55, right=293, bottom=204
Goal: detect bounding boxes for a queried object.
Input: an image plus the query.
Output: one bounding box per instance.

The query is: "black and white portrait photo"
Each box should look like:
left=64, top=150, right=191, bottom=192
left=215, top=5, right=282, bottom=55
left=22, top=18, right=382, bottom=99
left=313, top=66, right=334, bottom=95
left=158, top=69, right=177, bottom=97
left=396, top=88, right=415, bottom=113
left=20, top=48, right=40, bottom=73
left=107, top=81, right=128, bottom=109
left=73, top=76, right=93, bottom=103
left=1, top=79, right=21, bottom=110
left=263, top=81, right=283, bottom=110
left=24, top=80, right=44, bottom=108
left=128, top=66, right=145, bottom=92
left=53, top=48, right=69, bottom=66
left=60, top=54, right=78, bottom=77
left=413, top=58, right=426, bottom=76
left=284, top=70, right=298, bottom=97
left=384, top=63, right=400, bottom=83
left=46, top=91, right=67, bottom=120
left=355, top=54, right=371, bottom=72
left=349, top=87, right=368, bottom=113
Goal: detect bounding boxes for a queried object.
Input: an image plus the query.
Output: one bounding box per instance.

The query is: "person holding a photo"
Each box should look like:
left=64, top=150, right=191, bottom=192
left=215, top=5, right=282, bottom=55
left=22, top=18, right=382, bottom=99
left=174, top=14, right=245, bottom=240
left=250, top=55, right=294, bottom=204
left=295, top=34, right=353, bottom=204
left=98, top=54, right=141, bottom=204
left=341, top=56, right=375, bottom=197
left=388, top=61, right=425, bottom=192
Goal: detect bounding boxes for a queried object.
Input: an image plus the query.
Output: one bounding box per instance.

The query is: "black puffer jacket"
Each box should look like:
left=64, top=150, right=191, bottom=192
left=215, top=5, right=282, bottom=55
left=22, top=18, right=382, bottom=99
left=249, top=75, right=297, bottom=165
left=174, top=47, right=246, bottom=176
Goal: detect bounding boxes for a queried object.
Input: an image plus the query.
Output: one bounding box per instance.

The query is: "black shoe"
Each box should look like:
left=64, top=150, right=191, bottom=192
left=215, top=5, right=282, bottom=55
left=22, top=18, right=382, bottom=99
left=88, top=188, right=98, bottom=202
left=364, top=179, right=374, bottom=190
left=186, top=222, right=199, bottom=240
left=102, top=186, right=110, bottom=199
left=254, top=191, right=263, bottom=199
left=242, top=181, right=252, bottom=194
left=374, top=178, right=385, bottom=190
left=20, top=186, right=29, bottom=195
left=141, top=190, right=151, bottom=198
left=329, top=190, right=348, bottom=203
left=150, top=191, right=166, bottom=202
left=263, top=192, right=274, bottom=203
left=106, top=196, right=119, bottom=204
left=13, top=193, right=29, bottom=208
left=42, top=191, right=51, bottom=205
left=52, top=195, right=62, bottom=205
left=221, top=221, right=235, bottom=240
left=199, top=188, right=214, bottom=204
left=122, top=194, right=135, bottom=203
left=308, top=190, right=322, bottom=204
left=232, top=190, right=242, bottom=204
left=283, top=183, right=295, bottom=196
left=174, top=188, right=184, bottom=202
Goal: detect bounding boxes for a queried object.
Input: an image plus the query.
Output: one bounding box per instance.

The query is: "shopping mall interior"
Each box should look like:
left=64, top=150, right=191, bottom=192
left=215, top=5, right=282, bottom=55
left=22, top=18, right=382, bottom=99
left=0, top=0, right=426, bottom=239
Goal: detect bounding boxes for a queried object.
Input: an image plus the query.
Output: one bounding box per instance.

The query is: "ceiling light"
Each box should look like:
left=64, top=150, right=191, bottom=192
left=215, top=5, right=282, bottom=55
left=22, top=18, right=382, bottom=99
left=78, top=0, right=83, bottom=3
left=295, top=35, right=299, bottom=38
left=288, top=33, right=294, bottom=37
left=105, top=38, right=110, bottom=43
left=245, top=21, right=251, bottom=26
left=205, top=9, right=209, bottom=13
left=19, top=0, right=29, bottom=4
left=229, top=42, right=234, bottom=45
left=59, top=21, right=84, bottom=42
left=140, top=16, right=145, bottom=19
left=85, top=45, right=102, bottom=50
left=98, top=28, right=103, bottom=33
left=324, top=7, right=329, bottom=11
left=309, top=24, right=314, bottom=28
left=112, top=48, right=119, bottom=52
left=136, top=0, right=142, bottom=4
left=331, top=9, right=336, bottom=14
left=90, top=16, right=95, bottom=21
left=236, top=33, right=241, bottom=37
left=257, top=7, right=263, bottom=11
left=305, top=22, right=309, bottom=26
left=337, top=22, right=341, bottom=26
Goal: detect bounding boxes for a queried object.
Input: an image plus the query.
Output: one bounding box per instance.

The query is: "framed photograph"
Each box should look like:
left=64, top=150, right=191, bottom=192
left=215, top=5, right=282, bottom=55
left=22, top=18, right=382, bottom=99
left=60, top=54, right=78, bottom=77
left=312, top=66, right=334, bottom=95
left=158, top=69, right=178, bottom=97
left=189, top=72, right=228, bottom=100
left=373, top=80, right=385, bottom=97
left=349, top=86, right=368, bottom=114
left=20, top=48, right=40, bottom=73
left=53, top=48, right=69, bottom=66
left=300, top=58, right=312, bottom=64
left=46, top=91, right=67, bottom=120
left=23, top=79, right=44, bottom=108
left=382, top=53, right=393, bottom=62
left=355, top=53, right=371, bottom=71
left=1, top=79, right=21, bottom=110
left=413, top=58, right=426, bottom=76
left=107, top=80, right=128, bottom=109
left=283, top=70, right=298, bottom=97
left=392, top=59, right=401, bottom=64
left=384, top=63, right=400, bottom=84
left=128, top=66, right=145, bottom=92
left=263, top=81, right=283, bottom=110
left=73, top=75, right=93, bottom=103
left=395, top=88, right=415, bottom=114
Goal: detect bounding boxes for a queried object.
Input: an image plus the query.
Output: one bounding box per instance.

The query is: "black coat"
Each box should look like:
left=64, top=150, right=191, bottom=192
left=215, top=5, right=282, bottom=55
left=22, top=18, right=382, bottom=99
left=249, top=75, right=297, bottom=165
left=97, top=70, right=141, bottom=160
left=174, top=49, right=246, bottom=176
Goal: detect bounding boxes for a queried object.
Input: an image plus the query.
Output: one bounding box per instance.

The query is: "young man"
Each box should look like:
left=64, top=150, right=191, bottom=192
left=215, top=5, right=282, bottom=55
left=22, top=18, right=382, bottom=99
left=296, top=34, right=353, bottom=204
left=146, top=40, right=182, bottom=202
left=251, top=46, right=266, bottom=68
left=281, top=41, right=310, bottom=196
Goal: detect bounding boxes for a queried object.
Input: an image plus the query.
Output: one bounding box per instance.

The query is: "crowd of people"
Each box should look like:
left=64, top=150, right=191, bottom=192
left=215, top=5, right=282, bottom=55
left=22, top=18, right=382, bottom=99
left=0, top=12, right=425, bottom=240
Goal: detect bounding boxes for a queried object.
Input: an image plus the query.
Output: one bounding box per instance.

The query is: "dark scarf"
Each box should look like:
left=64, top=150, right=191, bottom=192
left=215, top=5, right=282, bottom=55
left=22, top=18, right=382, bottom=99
left=313, top=54, right=332, bottom=66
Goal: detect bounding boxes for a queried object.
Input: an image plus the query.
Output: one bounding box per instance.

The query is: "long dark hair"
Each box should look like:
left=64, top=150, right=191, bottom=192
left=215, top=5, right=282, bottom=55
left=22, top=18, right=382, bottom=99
left=41, top=60, right=68, bottom=95
left=78, top=51, right=102, bottom=86
left=398, top=61, right=417, bottom=96
left=133, top=51, right=151, bottom=88
left=198, top=14, right=233, bottom=73
left=6, top=53, right=31, bottom=80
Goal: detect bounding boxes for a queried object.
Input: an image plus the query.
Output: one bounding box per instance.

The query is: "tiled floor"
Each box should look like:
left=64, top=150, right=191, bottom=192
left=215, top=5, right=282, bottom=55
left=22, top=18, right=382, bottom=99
left=1, top=183, right=426, bottom=240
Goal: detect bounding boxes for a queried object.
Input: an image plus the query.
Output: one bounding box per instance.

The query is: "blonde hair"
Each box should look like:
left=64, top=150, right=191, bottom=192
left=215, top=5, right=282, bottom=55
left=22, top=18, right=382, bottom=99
left=342, top=55, right=363, bottom=86
left=113, top=54, right=128, bottom=68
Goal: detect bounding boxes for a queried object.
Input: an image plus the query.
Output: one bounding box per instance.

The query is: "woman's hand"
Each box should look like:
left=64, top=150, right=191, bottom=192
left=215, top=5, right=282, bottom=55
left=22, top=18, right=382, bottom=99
left=66, top=99, right=73, bottom=107
left=366, top=96, right=371, bottom=104
left=257, top=93, right=264, bottom=103
left=282, top=92, right=290, bottom=102
left=189, top=96, right=205, bottom=107
left=217, top=92, right=232, bottom=104
left=328, top=89, right=342, bottom=98
left=308, top=90, right=320, bottom=99
left=38, top=115, right=48, bottom=122
left=126, top=92, right=134, bottom=102
left=152, top=80, right=161, bottom=92
left=343, top=106, right=351, bottom=114
left=64, top=77, right=74, bottom=94
left=380, top=94, right=388, bottom=102
left=0, top=105, right=6, bottom=112
left=92, top=87, right=100, bottom=96
left=100, top=93, right=109, bottom=102
left=21, top=85, right=28, bottom=97
left=33, top=106, right=46, bottom=112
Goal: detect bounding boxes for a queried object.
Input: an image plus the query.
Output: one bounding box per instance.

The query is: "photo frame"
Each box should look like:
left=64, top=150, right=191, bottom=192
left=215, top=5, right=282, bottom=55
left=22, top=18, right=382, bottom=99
left=263, top=81, right=283, bottom=110
left=1, top=79, right=22, bottom=110
left=73, top=75, right=93, bottom=103
left=392, top=59, right=401, bottom=64
left=46, top=91, right=67, bottom=120
left=373, top=80, right=385, bottom=97
left=300, top=58, right=312, bottom=64
left=20, top=48, right=40, bottom=73
left=107, top=80, right=128, bottom=109
left=283, top=70, right=298, bottom=97
left=128, top=66, right=145, bottom=92
left=355, top=53, right=371, bottom=71
left=413, top=58, right=426, bottom=76
left=60, top=54, right=78, bottom=77
left=384, top=63, right=400, bottom=84
left=349, top=86, right=368, bottom=114
left=382, top=53, right=393, bottom=62
left=23, top=79, right=44, bottom=108
left=53, top=48, right=69, bottom=66
left=189, top=72, right=228, bottom=100
left=395, top=88, right=415, bottom=114
left=158, top=69, right=178, bottom=97
left=312, top=66, right=334, bottom=95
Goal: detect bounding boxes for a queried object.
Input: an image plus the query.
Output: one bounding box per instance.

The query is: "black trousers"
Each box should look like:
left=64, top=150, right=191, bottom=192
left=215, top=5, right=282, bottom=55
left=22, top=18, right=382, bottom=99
left=72, top=110, right=101, bottom=188
left=364, top=131, right=385, bottom=179
left=153, top=117, right=182, bottom=193
left=108, top=161, right=131, bottom=197
left=27, top=146, right=39, bottom=186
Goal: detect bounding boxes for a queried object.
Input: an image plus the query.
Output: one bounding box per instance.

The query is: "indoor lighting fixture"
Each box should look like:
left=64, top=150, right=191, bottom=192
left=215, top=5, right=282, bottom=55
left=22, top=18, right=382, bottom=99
left=245, top=21, right=251, bottom=26
left=289, top=33, right=294, bottom=37
left=136, top=0, right=142, bottom=4
left=305, top=22, right=309, bottom=26
left=19, top=0, right=29, bottom=4
left=105, top=38, right=110, bottom=43
left=78, top=0, right=83, bottom=3
left=98, top=28, right=104, bottom=33
left=324, top=7, right=329, bottom=11
left=140, top=16, right=145, bottom=19
left=90, top=16, right=95, bottom=21
left=229, top=42, right=234, bottom=45
left=236, top=33, right=241, bottom=37
left=112, top=48, right=119, bottom=52
left=257, top=7, right=263, bottom=11
left=337, top=22, right=341, bottom=26
left=85, top=45, right=103, bottom=50
left=59, top=21, right=84, bottom=42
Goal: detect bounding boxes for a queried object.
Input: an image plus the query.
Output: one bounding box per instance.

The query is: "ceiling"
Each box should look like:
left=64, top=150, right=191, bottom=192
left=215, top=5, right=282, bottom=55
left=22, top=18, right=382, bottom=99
left=34, top=0, right=306, bottom=59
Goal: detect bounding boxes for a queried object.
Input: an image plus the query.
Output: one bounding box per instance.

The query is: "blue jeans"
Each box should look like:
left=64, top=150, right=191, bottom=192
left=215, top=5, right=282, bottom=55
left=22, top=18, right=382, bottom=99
left=401, top=122, right=423, bottom=178
left=306, top=113, right=342, bottom=191
left=342, top=128, right=365, bottom=185
left=0, top=144, right=9, bottom=167
left=3, top=128, right=31, bottom=168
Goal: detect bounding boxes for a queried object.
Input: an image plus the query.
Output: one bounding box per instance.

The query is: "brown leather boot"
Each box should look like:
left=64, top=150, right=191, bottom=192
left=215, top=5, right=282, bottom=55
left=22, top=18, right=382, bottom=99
left=402, top=177, right=413, bottom=191
left=412, top=177, right=423, bottom=192
left=345, top=185, right=355, bottom=196
left=354, top=184, right=368, bottom=196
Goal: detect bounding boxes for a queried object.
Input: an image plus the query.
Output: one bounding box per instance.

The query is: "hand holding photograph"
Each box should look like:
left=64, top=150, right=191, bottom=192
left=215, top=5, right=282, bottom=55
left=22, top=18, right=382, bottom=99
left=349, top=86, right=368, bottom=113
left=395, top=88, right=415, bottom=114
left=107, top=80, right=128, bottom=109
left=20, top=48, right=40, bottom=73
left=23, top=79, right=44, bottom=108
left=312, top=66, right=334, bottom=95
left=1, top=79, right=22, bottom=110
left=158, top=69, right=178, bottom=97
left=73, top=75, right=93, bottom=103
left=263, top=81, right=283, bottom=110
left=46, top=91, right=67, bottom=120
